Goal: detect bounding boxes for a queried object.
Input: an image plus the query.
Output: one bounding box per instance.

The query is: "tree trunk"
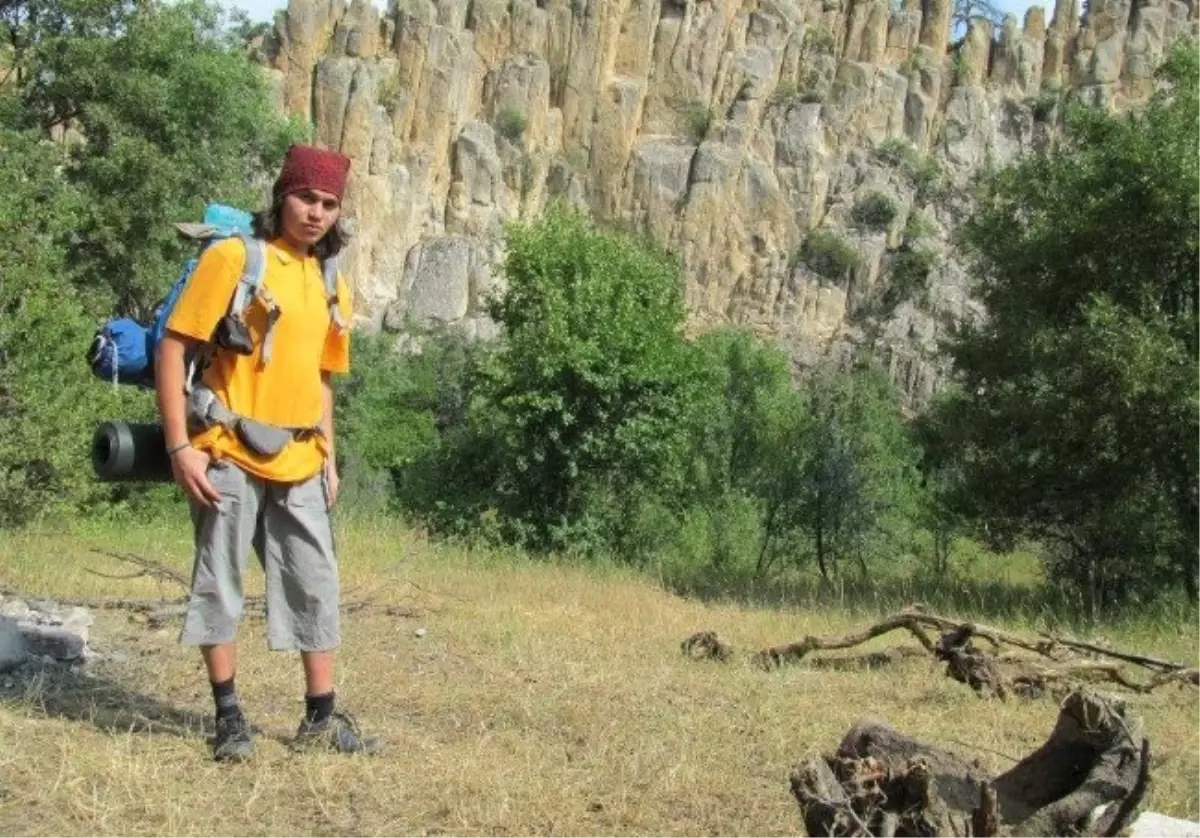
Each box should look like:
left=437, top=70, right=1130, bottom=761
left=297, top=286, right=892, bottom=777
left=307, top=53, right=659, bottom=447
left=790, top=690, right=1149, bottom=837
left=756, top=500, right=780, bottom=577
left=815, top=518, right=830, bottom=583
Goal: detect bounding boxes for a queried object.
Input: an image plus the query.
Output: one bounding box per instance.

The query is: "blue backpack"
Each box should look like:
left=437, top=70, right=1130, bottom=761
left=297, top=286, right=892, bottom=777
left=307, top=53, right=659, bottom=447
left=87, top=204, right=267, bottom=388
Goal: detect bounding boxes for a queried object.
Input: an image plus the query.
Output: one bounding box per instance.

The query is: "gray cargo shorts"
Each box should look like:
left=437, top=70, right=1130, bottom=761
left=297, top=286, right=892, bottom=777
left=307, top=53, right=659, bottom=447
left=180, top=459, right=340, bottom=652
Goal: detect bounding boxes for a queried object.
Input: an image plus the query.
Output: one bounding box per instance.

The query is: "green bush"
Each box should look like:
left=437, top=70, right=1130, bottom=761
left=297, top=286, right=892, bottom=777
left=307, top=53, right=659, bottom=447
left=20, top=0, right=304, bottom=317
left=900, top=51, right=926, bottom=78
left=459, top=207, right=697, bottom=552
left=850, top=191, right=899, bottom=231
left=797, top=230, right=860, bottom=281
left=876, top=138, right=922, bottom=169
left=1031, top=90, right=1061, bottom=122
left=0, top=0, right=299, bottom=526
left=769, top=80, right=798, bottom=106
left=680, top=101, right=714, bottom=144
left=496, top=106, right=529, bottom=142
left=802, top=26, right=835, bottom=55
left=903, top=210, right=935, bottom=239
left=876, top=139, right=944, bottom=201
left=377, top=72, right=404, bottom=115
left=882, top=247, right=937, bottom=310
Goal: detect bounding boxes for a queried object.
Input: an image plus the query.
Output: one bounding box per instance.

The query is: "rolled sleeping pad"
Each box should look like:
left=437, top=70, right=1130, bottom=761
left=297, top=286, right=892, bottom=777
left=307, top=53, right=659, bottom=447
left=91, top=421, right=174, bottom=482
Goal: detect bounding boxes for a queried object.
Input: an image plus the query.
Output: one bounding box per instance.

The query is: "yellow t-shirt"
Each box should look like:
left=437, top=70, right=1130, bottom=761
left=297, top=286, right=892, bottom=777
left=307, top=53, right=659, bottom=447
left=166, top=236, right=351, bottom=482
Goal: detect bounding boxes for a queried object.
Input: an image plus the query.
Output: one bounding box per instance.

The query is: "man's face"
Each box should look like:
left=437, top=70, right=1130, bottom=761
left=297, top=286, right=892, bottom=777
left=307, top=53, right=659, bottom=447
left=280, top=188, right=341, bottom=248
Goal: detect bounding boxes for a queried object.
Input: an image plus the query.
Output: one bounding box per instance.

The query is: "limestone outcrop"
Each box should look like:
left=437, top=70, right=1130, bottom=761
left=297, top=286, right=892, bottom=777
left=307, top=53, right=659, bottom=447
left=260, top=0, right=1197, bottom=404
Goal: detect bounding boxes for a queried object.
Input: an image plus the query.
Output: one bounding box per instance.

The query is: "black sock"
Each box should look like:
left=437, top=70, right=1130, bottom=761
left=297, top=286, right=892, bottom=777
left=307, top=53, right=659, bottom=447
left=211, top=677, right=241, bottom=721
left=305, top=691, right=335, bottom=724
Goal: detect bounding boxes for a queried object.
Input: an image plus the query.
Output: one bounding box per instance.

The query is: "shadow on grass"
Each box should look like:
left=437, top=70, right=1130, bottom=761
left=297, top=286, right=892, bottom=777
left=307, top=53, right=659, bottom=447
left=0, top=664, right=208, bottom=740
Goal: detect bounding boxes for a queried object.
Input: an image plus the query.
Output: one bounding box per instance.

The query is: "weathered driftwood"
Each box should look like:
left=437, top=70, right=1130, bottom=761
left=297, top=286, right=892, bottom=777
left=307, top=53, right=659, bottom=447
left=681, top=631, right=926, bottom=671
left=753, top=612, right=937, bottom=669
left=755, top=608, right=1067, bottom=670
left=1038, top=634, right=1194, bottom=674
left=728, top=608, right=1197, bottom=697
left=681, top=631, right=734, bottom=661
left=790, top=690, right=1149, bottom=837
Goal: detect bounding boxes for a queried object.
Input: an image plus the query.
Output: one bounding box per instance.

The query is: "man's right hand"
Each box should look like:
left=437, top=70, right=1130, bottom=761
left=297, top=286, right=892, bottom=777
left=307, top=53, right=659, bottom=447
left=171, top=446, right=221, bottom=507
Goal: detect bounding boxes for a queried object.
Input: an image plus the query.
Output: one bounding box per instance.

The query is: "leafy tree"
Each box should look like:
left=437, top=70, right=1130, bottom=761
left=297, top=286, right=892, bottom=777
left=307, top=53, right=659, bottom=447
left=683, top=328, right=797, bottom=501
left=785, top=362, right=921, bottom=582
left=933, top=43, right=1199, bottom=608
left=475, top=208, right=695, bottom=552
left=0, top=0, right=306, bottom=526
left=0, top=111, right=127, bottom=524
left=675, top=329, right=806, bottom=576
left=12, top=0, right=304, bottom=315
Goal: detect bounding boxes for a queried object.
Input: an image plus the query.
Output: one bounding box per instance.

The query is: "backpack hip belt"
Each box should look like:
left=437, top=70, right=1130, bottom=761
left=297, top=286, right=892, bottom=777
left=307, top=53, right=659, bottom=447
left=187, top=384, right=322, bottom=458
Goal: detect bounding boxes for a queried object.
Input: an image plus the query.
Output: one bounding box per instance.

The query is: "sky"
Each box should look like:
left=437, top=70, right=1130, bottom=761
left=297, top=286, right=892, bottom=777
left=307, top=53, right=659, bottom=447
left=228, top=0, right=1044, bottom=24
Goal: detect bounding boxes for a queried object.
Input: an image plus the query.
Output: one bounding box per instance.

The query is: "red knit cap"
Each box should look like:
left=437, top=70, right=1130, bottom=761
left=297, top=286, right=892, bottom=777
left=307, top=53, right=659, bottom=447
left=273, top=144, right=352, bottom=202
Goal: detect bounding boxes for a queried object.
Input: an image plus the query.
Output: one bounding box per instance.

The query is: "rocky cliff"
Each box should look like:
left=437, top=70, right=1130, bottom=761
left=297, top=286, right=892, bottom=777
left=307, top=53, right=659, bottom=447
left=260, top=0, right=1196, bottom=402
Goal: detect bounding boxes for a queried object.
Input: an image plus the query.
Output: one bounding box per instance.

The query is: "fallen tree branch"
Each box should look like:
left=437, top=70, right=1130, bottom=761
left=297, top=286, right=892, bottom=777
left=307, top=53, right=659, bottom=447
left=754, top=612, right=936, bottom=669
left=88, top=549, right=190, bottom=589
left=904, top=611, right=1060, bottom=658
left=1147, top=668, right=1200, bottom=690
left=687, top=608, right=1196, bottom=698
left=1039, top=634, right=1190, bottom=673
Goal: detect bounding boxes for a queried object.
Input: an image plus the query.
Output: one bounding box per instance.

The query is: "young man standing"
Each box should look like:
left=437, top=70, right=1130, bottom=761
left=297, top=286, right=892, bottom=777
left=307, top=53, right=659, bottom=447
left=155, top=144, right=377, bottom=761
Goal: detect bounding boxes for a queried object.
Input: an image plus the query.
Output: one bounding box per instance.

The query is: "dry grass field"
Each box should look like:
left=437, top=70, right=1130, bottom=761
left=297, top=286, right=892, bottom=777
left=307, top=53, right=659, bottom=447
left=1, top=512, right=1197, bottom=836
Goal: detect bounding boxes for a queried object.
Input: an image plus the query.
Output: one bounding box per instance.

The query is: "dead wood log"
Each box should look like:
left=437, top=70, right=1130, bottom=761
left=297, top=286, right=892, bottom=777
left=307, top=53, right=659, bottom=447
left=805, top=646, right=927, bottom=671
left=1147, top=668, right=1200, bottom=690
left=746, top=611, right=1196, bottom=698
left=790, top=689, right=1150, bottom=837
left=681, top=631, right=734, bottom=661
left=754, top=613, right=936, bottom=669
left=1039, top=635, right=1192, bottom=673
left=691, top=611, right=1195, bottom=699
left=992, top=691, right=1148, bottom=836
left=903, top=611, right=1062, bottom=658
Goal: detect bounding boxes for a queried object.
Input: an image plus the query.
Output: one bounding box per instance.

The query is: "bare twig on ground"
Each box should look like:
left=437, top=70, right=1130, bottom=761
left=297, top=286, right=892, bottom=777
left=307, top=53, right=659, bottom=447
left=88, top=549, right=190, bottom=589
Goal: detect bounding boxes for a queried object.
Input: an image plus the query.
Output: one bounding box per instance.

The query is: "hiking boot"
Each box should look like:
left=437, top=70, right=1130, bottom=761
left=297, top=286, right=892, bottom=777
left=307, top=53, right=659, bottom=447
left=292, top=710, right=381, bottom=755
left=212, top=713, right=254, bottom=763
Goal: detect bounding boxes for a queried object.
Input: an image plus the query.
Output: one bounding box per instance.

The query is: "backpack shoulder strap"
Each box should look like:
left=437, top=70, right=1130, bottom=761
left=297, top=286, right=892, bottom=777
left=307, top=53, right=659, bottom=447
left=228, top=233, right=267, bottom=317
left=321, top=253, right=349, bottom=334
left=224, top=234, right=285, bottom=365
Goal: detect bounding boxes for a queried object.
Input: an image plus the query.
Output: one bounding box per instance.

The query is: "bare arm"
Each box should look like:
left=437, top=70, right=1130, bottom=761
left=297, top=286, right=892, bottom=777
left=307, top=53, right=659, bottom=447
left=321, top=371, right=339, bottom=509
left=155, top=334, right=193, bottom=451
left=155, top=333, right=220, bottom=506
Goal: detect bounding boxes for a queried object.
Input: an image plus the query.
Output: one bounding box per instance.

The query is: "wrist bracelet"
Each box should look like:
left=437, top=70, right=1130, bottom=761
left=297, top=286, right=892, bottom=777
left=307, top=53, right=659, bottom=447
left=165, top=441, right=191, bottom=457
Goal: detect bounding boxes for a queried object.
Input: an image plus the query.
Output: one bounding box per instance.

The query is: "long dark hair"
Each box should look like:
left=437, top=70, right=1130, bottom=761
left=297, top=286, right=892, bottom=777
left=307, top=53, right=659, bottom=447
left=251, top=196, right=349, bottom=262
